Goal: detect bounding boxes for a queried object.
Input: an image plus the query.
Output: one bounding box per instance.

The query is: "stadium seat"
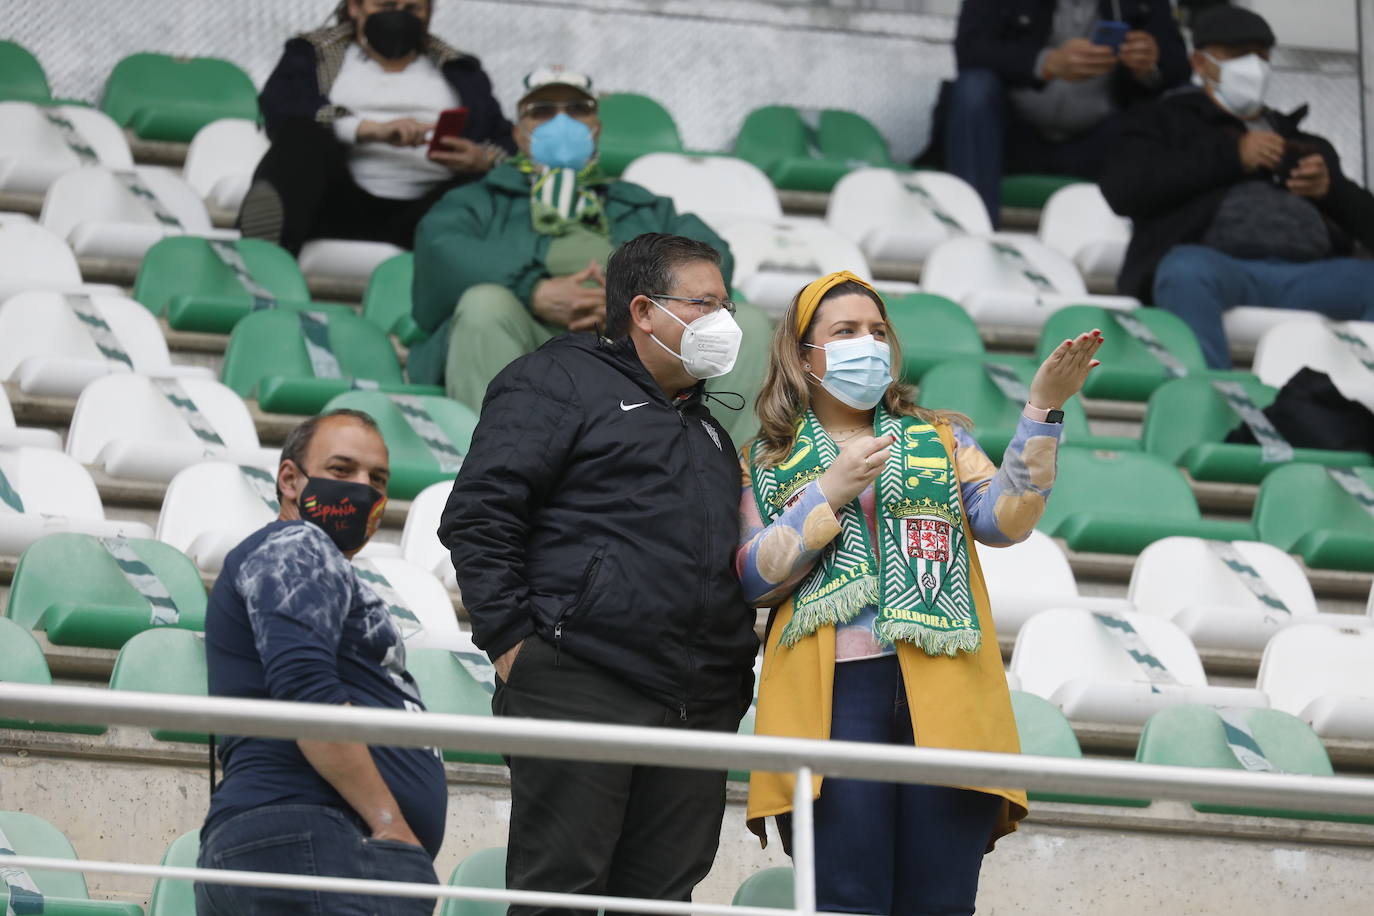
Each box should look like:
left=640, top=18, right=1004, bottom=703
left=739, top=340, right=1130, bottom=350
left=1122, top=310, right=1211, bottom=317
left=361, top=252, right=426, bottom=345
left=920, top=236, right=1137, bottom=330
left=818, top=109, right=893, bottom=168
left=354, top=556, right=462, bottom=651
left=0, top=384, right=62, bottom=450
left=1252, top=319, right=1374, bottom=411
left=66, top=373, right=278, bottom=482
left=1129, top=537, right=1326, bottom=653
left=298, top=239, right=404, bottom=288
left=101, top=53, right=258, bottom=142
left=1221, top=306, right=1328, bottom=354
left=183, top=118, right=269, bottom=215
left=148, top=829, right=200, bottom=916
left=321, top=391, right=474, bottom=500
left=1010, top=607, right=1267, bottom=725
left=0, top=40, right=51, bottom=104
left=1038, top=183, right=1130, bottom=283
left=1000, top=174, right=1078, bottom=211
left=0, top=221, right=116, bottom=301
left=1260, top=624, right=1374, bottom=739
left=733, top=106, right=889, bottom=192
left=40, top=165, right=235, bottom=263
left=827, top=168, right=990, bottom=268
left=596, top=92, right=684, bottom=177
left=719, top=218, right=873, bottom=317
left=620, top=152, right=782, bottom=229
left=400, top=481, right=457, bottom=589
left=156, top=461, right=279, bottom=573
left=1010, top=691, right=1146, bottom=806
left=0, top=101, right=134, bottom=196
left=0, top=811, right=94, bottom=902
left=407, top=646, right=504, bottom=766
left=0, top=445, right=153, bottom=556
left=109, top=627, right=209, bottom=743
left=974, top=531, right=1133, bottom=638
left=0, top=290, right=213, bottom=398
left=1142, top=375, right=1371, bottom=484
left=1136, top=705, right=1370, bottom=822
left=221, top=310, right=441, bottom=415
left=1253, top=464, right=1374, bottom=572
left=439, top=847, right=508, bottom=916
left=6, top=531, right=207, bottom=649
left=0, top=617, right=106, bottom=735
left=1037, top=448, right=1255, bottom=554
left=884, top=292, right=986, bottom=383
left=732, top=867, right=795, bottom=909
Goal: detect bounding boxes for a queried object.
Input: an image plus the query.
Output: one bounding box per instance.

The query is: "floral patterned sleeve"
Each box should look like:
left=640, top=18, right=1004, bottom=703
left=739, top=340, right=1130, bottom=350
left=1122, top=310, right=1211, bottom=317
left=954, top=415, right=1064, bottom=547
left=736, top=456, right=843, bottom=607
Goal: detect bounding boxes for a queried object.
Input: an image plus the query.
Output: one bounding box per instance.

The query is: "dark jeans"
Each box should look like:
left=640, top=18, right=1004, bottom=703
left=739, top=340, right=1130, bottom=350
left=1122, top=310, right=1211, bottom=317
left=494, top=634, right=745, bottom=916
left=781, top=656, right=1001, bottom=916
left=194, top=803, right=438, bottom=916
left=943, top=68, right=1121, bottom=226
left=1153, top=243, right=1374, bottom=369
left=245, top=119, right=460, bottom=255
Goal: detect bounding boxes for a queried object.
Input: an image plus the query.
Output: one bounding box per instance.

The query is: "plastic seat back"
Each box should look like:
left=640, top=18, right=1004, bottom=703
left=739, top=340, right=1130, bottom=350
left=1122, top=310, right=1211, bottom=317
left=156, top=461, right=279, bottom=567
left=362, top=252, right=421, bottom=341
left=0, top=41, right=50, bottom=103
left=222, top=310, right=406, bottom=398
left=0, top=221, right=83, bottom=299
left=0, top=102, right=134, bottom=188
left=597, top=92, right=683, bottom=175
left=109, top=628, right=209, bottom=742
left=883, top=292, right=985, bottom=382
left=134, top=236, right=310, bottom=317
left=732, top=867, right=795, bottom=909
left=622, top=152, right=782, bottom=225
left=1141, top=375, right=1270, bottom=464
left=1009, top=690, right=1147, bottom=805
left=733, top=106, right=809, bottom=174
left=1038, top=183, right=1130, bottom=272
left=41, top=165, right=214, bottom=239
left=0, top=446, right=106, bottom=520
left=0, top=810, right=89, bottom=899
left=440, top=847, right=509, bottom=916
left=1037, top=448, right=1200, bottom=536
left=1129, top=536, right=1316, bottom=622
left=102, top=53, right=258, bottom=142
left=721, top=219, right=872, bottom=289
left=921, top=235, right=1087, bottom=303
left=1252, top=319, right=1374, bottom=406
left=1259, top=623, right=1374, bottom=719
left=1254, top=464, right=1374, bottom=554
left=407, top=647, right=502, bottom=765
left=975, top=530, right=1078, bottom=607
left=354, top=556, right=462, bottom=651
left=323, top=390, right=477, bottom=499
left=0, top=291, right=174, bottom=380
left=401, top=481, right=457, bottom=583
left=826, top=169, right=989, bottom=261
left=817, top=108, right=891, bottom=166
left=149, top=829, right=201, bottom=916
left=184, top=118, right=269, bottom=203
left=1038, top=305, right=1206, bottom=400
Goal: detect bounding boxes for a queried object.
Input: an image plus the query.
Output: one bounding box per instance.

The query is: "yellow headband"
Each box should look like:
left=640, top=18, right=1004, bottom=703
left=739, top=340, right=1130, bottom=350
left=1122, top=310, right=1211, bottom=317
left=794, top=271, right=879, bottom=338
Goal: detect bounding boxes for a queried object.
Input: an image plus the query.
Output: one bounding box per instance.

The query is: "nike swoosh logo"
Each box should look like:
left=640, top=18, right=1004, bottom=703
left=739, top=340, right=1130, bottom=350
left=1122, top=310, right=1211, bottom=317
left=619, top=401, right=649, bottom=412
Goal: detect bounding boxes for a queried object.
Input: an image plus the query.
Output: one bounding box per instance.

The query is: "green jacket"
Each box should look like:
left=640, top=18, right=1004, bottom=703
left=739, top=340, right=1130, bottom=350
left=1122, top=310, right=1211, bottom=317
left=408, top=162, right=735, bottom=385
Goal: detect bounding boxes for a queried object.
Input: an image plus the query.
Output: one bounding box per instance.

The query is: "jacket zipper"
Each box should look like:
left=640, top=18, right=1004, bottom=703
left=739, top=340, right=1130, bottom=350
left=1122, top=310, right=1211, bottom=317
left=677, top=405, right=710, bottom=723
left=554, top=552, right=603, bottom=668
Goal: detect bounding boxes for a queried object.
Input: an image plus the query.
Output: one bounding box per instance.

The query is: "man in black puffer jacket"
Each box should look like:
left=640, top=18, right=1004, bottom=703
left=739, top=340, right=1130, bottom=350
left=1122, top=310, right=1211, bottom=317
left=438, top=233, right=758, bottom=915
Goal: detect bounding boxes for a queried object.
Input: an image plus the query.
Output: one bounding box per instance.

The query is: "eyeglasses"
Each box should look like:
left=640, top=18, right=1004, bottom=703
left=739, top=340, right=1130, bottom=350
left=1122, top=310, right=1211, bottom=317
left=520, top=99, right=598, bottom=122
left=650, top=294, right=737, bottom=316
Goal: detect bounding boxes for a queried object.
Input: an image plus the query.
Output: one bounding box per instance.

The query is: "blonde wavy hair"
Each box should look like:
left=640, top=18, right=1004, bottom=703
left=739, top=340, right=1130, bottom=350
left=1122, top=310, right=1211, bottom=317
left=750, top=280, right=970, bottom=468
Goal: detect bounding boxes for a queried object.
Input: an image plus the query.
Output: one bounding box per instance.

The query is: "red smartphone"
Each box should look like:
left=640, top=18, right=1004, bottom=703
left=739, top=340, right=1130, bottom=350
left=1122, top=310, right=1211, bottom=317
left=428, top=107, right=469, bottom=155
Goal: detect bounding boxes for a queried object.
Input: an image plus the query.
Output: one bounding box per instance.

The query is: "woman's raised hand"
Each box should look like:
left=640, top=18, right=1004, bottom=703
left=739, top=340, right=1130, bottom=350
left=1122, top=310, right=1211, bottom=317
left=1028, top=329, right=1104, bottom=409
left=819, top=435, right=895, bottom=510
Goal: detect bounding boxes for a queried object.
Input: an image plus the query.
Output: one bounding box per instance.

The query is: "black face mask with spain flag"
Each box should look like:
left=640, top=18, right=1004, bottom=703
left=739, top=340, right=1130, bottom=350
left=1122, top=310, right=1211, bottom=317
left=298, top=475, right=387, bottom=554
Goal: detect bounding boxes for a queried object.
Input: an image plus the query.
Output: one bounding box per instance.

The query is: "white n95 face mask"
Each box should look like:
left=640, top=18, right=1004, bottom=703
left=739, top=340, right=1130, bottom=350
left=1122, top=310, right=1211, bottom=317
left=1203, top=52, right=1271, bottom=120
left=649, top=300, right=743, bottom=379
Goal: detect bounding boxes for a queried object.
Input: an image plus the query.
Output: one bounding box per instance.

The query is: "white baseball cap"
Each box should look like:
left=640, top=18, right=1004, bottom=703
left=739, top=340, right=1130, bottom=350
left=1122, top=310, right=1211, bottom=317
left=518, top=67, right=595, bottom=107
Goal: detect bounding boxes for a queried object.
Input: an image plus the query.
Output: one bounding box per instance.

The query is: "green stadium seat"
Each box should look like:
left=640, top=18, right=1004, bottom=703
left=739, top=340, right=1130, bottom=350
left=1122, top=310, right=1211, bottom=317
left=133, top=237, right=348, bottom=333
left=733, top=106, right=850, bottom=192
left=1254, top=464, right=1374, bottom=572
left=221, top=310, right=442, bottom=415
left=1000, top=174, right=1078, bottom=211
left=148, top=829, right=199, bottom=916
left=5, top=532, right=207, bottom=650
left=732, top=867, right=795, bottom=909
left=404, top=648, right=503, bottom=766
left=439, top=847, right=508, bottom=916
left=101, top=53, right=258, bottom=142
left=361, top=253, right=425, bottom=346
left=0, top=811, right=93, bottom=903
left=1136, top=705, right=1373, bottom=823
left=1038, top=448, right=1255, bottom=554
left=817, top=109, right=892, bottom=168
left=1011, top=691, right=1146, bottom=806
left=322, top=390, right=476, bottom=500
left=109, top=628, right=209, bottom=743
left=1143, top=375, right=1372, bottom=484
left=0, top=40, right=51, bottom=104
left=0, top=617, right=106, bottom=735
left=885, top=293, right=985, bottom=383
left=596, top=93, right=684, bottom=177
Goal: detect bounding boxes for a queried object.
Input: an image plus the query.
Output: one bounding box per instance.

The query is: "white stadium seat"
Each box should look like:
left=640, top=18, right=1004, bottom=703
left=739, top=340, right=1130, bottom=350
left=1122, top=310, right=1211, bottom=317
left=1010, top=607, right=1268, bottom=725
left=1221, top=307, right=1328, bottom=353
left=400, top=480, right=456, bottom=590
left=974, top=530, right=1132, bottom=638
left=156, top=461, right=280, bottom=573
left=719, top=218, right=873, bottom=317
left=0, top=221, right=121, bottom=301
left=0, top=101, right=133, bottom=196
left=1038, top=183, right=1130, bottom=282
left=621, top=152, right=782, bottom=230
left=827, top=168, right=990, bottom=267
left=0, top=385, right=62, bottom=450
left=0, top=290, right=212, bottom=398
left=183, top=118, right=269, bottom=215
left=298, top=240, right=403, bottom=288
left=66, top=374, right=278, bottom=483
left=353, top=555, right=463, bottom=651
left=1252, top=319, right=1374, bottom=411
left=0, top=445, right=153, bottom=555
left=1259, top=624, right=1374, bottom=739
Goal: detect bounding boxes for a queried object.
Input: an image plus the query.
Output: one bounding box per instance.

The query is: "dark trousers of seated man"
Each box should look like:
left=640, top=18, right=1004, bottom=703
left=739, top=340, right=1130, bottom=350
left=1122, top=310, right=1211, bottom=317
left=242, top=118, right=462, bottom=256
left=494, top=634, right=743, bottom=916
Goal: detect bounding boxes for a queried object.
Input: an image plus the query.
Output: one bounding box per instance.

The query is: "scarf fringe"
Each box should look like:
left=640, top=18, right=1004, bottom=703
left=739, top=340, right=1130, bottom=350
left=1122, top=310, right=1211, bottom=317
left=779, top=576, right=879, bottom=647
left=874, top=618, right=982, bottom=657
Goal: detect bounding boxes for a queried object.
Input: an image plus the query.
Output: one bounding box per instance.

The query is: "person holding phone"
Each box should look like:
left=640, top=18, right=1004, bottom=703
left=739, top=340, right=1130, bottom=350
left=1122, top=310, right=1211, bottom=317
left=1100, top=5, right=1374, bottom=369
left=940, top=0, right=1189, bottom=225
left=241, top=0, right=516, bottom=255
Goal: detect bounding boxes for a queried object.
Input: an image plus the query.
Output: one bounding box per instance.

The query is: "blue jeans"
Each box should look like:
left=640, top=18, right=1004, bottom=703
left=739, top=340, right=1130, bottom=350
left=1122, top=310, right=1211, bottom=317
left=194, top=804, right=438, bottom=916
left=783, top=656, right=1001, bottom=916
left=1153, top=244, right=1374, bottom=369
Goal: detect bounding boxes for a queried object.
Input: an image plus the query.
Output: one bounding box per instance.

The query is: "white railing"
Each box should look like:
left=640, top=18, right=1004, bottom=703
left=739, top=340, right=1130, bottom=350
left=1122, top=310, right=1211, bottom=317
left=4, top=682, right=1374, bottom=914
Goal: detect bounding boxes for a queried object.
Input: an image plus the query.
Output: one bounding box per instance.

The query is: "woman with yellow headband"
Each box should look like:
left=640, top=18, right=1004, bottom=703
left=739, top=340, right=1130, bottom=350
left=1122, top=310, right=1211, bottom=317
left=736, top=271, right=1102, bottom=915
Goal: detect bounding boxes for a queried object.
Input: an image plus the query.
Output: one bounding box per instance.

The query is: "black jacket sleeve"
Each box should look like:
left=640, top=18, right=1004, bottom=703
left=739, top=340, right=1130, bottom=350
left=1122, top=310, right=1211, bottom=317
left=1112, top=0, right=1190, bottom=104
left=437, top=355, right=581, bottom=661
left=954, top=0, right=1046, bottom=89
left=259, top=38, right=333, bottom=139
left=1305, top=133, right=1374, bottom=253
left=444, top=60, right=517, bottom=155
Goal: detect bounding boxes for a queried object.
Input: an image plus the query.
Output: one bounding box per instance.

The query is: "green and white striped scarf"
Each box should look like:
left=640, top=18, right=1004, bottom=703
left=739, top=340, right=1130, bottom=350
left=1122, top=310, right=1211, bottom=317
left=749, top=406, right=980, bottom=656
left=515, top=156, right=609, bottom=237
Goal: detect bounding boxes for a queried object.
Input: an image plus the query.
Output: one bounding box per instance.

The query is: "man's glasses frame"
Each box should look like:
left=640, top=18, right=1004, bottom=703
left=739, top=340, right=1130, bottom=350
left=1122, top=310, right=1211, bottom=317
left=650, top=294, right=737, bottom=316
left=519, top=99, right=599, bottom=122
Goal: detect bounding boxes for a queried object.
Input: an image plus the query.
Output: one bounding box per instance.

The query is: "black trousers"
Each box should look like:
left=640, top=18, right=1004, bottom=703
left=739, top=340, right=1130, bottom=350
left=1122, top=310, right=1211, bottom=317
left=244, top=119, right=460, bottom=255
left=493, top=635, right=744, bottom=916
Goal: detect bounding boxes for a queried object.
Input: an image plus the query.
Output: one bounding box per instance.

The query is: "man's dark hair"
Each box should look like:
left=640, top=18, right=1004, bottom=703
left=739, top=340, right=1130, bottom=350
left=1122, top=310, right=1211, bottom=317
left=604, top=233, right=723, bottom=339
left=276, top=408, right=383, bottom=502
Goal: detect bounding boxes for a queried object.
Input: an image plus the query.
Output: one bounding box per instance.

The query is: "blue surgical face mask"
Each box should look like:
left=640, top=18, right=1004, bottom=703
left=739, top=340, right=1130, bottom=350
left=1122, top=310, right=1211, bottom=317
left=806, top=335, right=892, bottom=410
left=529, top=113, right=596, bottom=171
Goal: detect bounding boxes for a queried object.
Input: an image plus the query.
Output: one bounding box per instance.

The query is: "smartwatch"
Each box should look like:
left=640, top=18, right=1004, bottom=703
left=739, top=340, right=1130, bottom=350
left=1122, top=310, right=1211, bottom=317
left=1023, top=403, right=1065, bottom=424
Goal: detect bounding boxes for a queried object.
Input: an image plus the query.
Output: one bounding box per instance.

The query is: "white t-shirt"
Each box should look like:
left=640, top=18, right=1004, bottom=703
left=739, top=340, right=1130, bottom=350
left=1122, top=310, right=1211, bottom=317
left=329, top=45, right=462, bottom=200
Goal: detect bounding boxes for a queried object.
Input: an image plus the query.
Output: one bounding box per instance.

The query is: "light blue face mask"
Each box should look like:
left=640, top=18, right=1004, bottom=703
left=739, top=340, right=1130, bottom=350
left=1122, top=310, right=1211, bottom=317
left=806, top=335, right=893, bottom=410
left=529, top=113, right=596, bottom=171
